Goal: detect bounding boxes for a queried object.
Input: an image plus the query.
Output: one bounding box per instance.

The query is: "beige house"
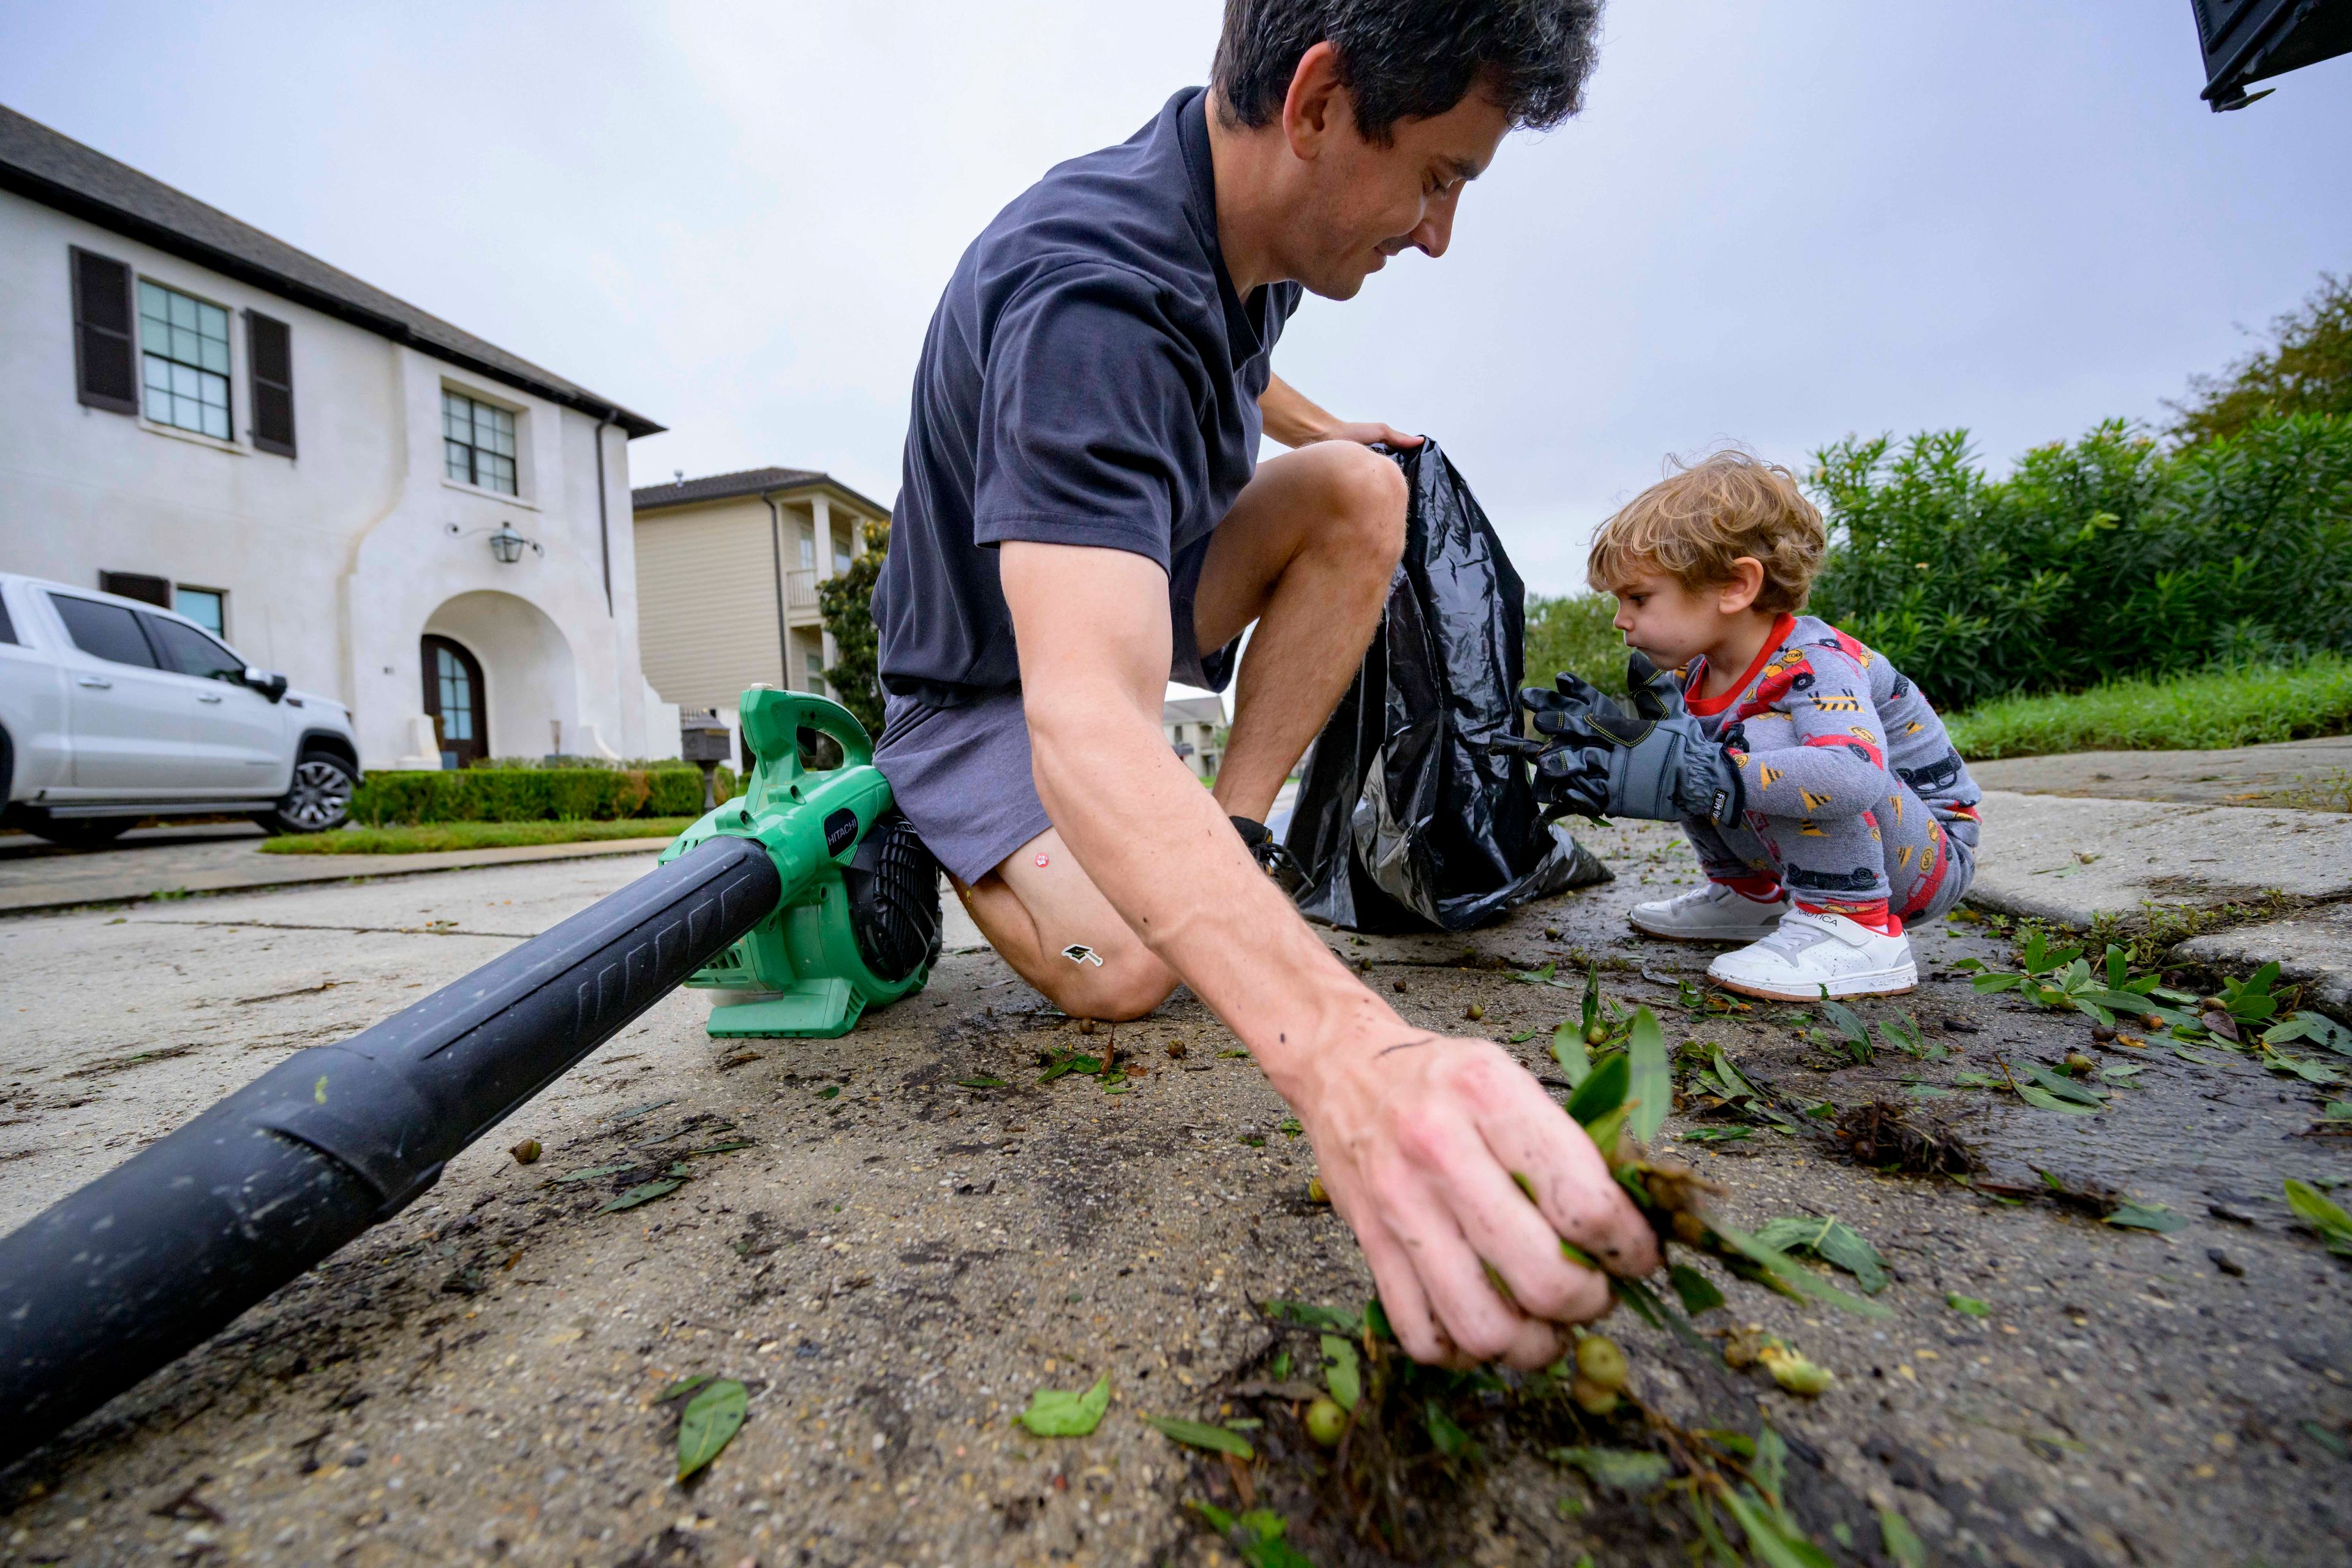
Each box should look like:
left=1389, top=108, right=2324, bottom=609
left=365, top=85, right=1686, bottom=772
left=631, top=467, right=890, bottom=733
left=1164, top=695, right=1226, bottom=782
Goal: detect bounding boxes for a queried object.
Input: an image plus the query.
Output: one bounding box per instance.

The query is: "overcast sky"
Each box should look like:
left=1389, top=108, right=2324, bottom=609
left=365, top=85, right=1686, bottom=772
left=6, top=2, right=2349, bottom=602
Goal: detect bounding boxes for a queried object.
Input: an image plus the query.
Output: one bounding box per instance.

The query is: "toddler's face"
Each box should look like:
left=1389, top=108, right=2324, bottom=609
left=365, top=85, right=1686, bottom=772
left=1605, top=567, right=1725, bottom=670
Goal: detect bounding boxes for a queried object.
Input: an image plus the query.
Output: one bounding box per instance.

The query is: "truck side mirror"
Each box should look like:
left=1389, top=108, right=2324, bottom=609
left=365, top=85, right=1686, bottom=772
left=243, top=666, right=289, bottom=703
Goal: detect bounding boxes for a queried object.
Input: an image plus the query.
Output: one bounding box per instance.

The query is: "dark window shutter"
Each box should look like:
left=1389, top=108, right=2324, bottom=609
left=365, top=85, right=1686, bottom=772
left=247, top=311, right=296, bottom=456
left=99, top=571, right=172, bottom=608
left=70, top=247, right=138, bottom=414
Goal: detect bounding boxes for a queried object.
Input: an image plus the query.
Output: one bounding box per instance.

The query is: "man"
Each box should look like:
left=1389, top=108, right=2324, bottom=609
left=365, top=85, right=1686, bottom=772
left=871, top=0, right=1655, bottom=1370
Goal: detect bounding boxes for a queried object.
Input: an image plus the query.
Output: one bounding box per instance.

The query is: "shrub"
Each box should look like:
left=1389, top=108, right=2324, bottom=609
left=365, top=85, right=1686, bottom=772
left=1523, top=591, right=1629, bottom=690
left=818, top=520, right=888, bottom=740
left=353, top=767, right=739, bottom=826
left=1808, top=413, right=2352, bottom=710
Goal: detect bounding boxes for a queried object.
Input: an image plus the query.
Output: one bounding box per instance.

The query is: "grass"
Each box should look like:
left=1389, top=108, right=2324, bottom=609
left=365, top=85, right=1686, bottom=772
left=262, top=818, right=696, bottom=856
left=1945, top=654, right=2352, bottom=760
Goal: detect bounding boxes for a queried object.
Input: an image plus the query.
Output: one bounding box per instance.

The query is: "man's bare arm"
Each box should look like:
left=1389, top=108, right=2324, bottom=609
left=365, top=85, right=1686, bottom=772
left=1260, top=373, right=1424, bottom=450
left=1001, top=541, right=1657, bottom=1368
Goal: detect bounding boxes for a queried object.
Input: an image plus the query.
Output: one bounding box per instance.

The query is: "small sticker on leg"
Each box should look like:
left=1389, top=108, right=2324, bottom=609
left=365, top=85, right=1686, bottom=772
left=1035, top=852, right=1051, bottom=869
left=1061, top=943, right=1104, bottom=967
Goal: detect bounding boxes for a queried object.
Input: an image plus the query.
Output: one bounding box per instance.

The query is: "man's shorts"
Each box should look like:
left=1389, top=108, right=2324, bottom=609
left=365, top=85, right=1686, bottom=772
left=874, top=529, right=1237, bottom=884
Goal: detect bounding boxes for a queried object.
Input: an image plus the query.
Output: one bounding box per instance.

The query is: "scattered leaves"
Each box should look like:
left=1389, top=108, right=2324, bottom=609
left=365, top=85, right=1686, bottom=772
left=676, top=1379, right=748, bottom=1481
left=1144, top=1414, right=1254, bottom=1458
left=1017, top=1374, right=1110, bottom=1437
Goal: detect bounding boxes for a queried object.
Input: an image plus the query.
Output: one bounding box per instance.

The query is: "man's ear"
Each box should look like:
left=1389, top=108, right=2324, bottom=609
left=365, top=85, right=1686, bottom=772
left=1282, top=40, right=1351, bottom=159
left=1717, top=558, right=1766, bottom=616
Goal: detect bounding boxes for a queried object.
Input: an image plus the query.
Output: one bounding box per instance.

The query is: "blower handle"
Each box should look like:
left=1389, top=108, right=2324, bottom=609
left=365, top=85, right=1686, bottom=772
left=739, top=686, right=873, bottom=772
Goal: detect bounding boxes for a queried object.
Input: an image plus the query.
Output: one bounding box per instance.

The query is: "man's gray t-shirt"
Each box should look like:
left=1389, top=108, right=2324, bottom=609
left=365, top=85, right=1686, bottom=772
left=871, top=87, right=1303, bottom=707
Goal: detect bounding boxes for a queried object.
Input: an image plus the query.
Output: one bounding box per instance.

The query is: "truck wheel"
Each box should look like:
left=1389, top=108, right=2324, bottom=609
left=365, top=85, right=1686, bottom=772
left=24, top=815, right=133, bottom=849
left=257, top=753, right=355, bottom=835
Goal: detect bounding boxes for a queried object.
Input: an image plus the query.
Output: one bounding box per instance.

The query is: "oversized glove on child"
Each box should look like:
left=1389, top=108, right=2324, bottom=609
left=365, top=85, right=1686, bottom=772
left=1508, top=654, right=1745, bottom=826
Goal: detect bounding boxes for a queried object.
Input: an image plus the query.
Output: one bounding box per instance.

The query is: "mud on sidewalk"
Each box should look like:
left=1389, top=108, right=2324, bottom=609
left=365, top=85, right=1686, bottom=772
left=1, top=820, right=2348, bottom=1567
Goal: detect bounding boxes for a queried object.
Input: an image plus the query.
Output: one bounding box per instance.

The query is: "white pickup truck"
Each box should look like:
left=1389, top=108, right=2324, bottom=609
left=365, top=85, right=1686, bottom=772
left=0, top=572, right=361, bottom=846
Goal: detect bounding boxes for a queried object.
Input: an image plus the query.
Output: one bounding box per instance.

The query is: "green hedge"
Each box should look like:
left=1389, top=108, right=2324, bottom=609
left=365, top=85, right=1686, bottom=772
left=353, top=767, right=739, bottom=826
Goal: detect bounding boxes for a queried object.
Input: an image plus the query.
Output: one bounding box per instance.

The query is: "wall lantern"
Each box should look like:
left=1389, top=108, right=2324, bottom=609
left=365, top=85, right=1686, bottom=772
left=449, top=521, right=541, bottom=563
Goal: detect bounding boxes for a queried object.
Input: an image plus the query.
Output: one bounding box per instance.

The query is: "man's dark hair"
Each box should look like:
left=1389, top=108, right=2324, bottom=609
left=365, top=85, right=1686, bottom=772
left=1212, top=0, right=1603, bottom=143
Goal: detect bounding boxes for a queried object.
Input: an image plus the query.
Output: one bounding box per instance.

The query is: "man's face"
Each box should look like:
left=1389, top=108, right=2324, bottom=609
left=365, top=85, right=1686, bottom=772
left=1285, top=81, right=1512, bottom=300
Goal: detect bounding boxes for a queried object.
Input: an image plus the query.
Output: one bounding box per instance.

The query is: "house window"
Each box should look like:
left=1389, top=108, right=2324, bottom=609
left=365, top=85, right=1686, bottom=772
left=805, top=652, right=826, bottom=696
left=832, top=527, right=852, bottom=574
left=138, top=280, right=232, bottom=439
left=435, top=646, right=477, bottom=742
left=442, top=390, right=518, bottom=494
left=798, top=527, right=816, bottom=570
left=175, top=586, right=225, bottom=637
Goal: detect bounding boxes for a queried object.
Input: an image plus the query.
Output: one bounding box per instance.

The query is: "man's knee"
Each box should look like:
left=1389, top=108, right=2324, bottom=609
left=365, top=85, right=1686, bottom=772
left=1305, top=441, right=1408, bottom=570
left=1046, top=956, right=1179, bottom=1022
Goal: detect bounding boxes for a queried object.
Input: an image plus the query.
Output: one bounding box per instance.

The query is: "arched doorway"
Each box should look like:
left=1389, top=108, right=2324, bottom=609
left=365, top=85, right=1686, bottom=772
left=421, top=634, right=487, bottom=769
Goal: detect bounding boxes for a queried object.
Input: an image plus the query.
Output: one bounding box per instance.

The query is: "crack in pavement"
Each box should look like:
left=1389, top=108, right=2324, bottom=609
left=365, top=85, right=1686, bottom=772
left=132, top=918, right=539, bottom=940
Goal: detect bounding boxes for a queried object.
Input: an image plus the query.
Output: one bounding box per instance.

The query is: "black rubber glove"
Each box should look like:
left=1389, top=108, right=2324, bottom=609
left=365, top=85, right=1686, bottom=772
left=1505, top=653, right=1746, bottom=825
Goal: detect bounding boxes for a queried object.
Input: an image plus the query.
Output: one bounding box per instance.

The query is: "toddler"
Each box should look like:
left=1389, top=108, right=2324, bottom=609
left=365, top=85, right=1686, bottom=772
left=1518, top=451, right=1981, bottom=999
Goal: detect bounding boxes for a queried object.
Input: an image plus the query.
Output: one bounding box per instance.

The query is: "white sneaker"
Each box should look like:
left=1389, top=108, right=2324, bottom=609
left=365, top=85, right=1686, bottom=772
left=1707, top=908, right=1917, bottom=1000
left=1629, top=882, right=1790, bottom=942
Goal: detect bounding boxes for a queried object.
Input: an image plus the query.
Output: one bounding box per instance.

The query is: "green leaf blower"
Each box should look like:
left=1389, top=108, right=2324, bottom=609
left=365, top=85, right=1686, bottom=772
left=663, top=684, right=941, bottom=1037
left=0, top=684, right=938, bottom=1469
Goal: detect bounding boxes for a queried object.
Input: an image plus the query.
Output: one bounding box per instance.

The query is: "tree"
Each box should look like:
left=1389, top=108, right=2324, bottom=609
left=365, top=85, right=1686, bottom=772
left=2169, top=271, right=2352, bottom=446
left=816, top=521, right=888, bottom=741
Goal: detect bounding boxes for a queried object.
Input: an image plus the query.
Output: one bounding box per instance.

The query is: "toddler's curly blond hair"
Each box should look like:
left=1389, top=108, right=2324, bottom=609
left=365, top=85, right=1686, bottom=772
left=1586, top=450, right=1826, bottom=616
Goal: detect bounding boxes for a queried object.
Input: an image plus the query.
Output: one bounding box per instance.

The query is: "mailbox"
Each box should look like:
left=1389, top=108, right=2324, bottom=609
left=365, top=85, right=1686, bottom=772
left=680, top=713, right=733, bottom=810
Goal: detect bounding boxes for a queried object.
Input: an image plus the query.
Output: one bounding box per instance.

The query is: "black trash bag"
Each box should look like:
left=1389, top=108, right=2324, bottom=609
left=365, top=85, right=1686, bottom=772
left=1283, top=439, right=1610, bottom=932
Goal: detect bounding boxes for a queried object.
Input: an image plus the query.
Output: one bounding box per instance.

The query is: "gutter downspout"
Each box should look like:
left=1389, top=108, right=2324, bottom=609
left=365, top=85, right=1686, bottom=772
left=763, top=492, right=790, bottom=685
left=594, top=417, right=614, bottom=616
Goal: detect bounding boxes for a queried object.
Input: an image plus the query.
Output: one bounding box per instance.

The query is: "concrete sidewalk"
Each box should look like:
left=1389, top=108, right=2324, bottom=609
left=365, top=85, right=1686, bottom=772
left=0, top=824, right=685, bottom=917
left=1969, top=733, right=2352, bottom=807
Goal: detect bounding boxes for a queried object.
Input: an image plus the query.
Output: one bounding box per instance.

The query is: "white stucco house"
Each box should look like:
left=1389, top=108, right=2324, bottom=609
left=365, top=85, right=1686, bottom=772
left=0, top=103, right=677, bottom=772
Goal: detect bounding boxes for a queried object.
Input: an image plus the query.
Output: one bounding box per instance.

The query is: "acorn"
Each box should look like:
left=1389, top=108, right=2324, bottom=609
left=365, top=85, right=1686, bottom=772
left=2090, top=1025, right=2117, bottom=1042
left=1166, top=1040, right=1188, bottom=1059
left=1394, top=979, right=1409, bottom=993
left=2063, top=1052, right=2098, bottom=1076
left=1672, top=1210, right=1709, bottom=1246
left=1465, top=1003, right=1485, bottom=1022
left=1569, top=1374, right=1620, bottom=1416
left=1545, top=926, right=1562, bottom=940
left=1078, top=1017, right=1097, bottom=1035
left=1575, top=1334, right=1629, bottom=1392
left=508, top=1139, right=541, bottom=1165
left=1304, top=1395, right=1348, bottom=1447
left=1585, top=1023, right=1609, bottom=1046
left=1307, top=1176, right=1329, bottom=1204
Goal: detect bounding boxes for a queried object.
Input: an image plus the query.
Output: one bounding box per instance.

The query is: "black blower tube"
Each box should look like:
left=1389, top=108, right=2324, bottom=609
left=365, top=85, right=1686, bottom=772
left=0, top=834, right=781, bottom=1471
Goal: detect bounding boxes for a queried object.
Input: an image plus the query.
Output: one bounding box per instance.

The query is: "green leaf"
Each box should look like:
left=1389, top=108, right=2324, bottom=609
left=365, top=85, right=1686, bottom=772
left=1710, top=1219, right=1892, bottom=1319
left=1236, top=1509, right=1286, bottom=1541
left=1549, top=1446, right=1672, bottom=1492
left=611, top=1098, right=677, bottom=1123
left=2017, top=1061, right=2108, bottom=1106
left=2016, top=1084, right=2102, bottom=1115
left=1319, top=1334, right=1361, bottom=1412
left=676, top=1378, right=748, bottom=1480
left=1816, top=995, right=1869, bottom=1049
left=1752, top=1216, right=1891, bottom=1295
left=1017, top=1374, right=1110, bottom=1437
left=1579, top=1100, right=1633, bottom=1159
left=1507, top=1030, right=1536, bottom=1044
left=2285, top=1178, right=2352, bottom=1256
left=1711, top=1047, right=1762, bottom=1103
left=1627, top=1008, right=1671, bottom=1145
left=553, top=1163, right=638, bottom=1184
left=1668, top=1263, right=1726, bottom=1316
left=1260, top=1299, right=1361, bottom=1333
left=1425, top=1400, right=1471, bottom=1457
left=1144, top=1414, right=1254, bottom=1458
left=1880, top=1505, right=1929, bottom=1568
left=1945, top=1292, right=1991, bottom=1317
left=2267, top=1011, right=2352, bottom=1058
left=1753, top=1425, right=1789, bottom=1517
left=1551, top=1022, right=1592, bottom=1089
left=598, top=1177, right=685, bottom=1213
left=687, top=1140, right=756, bottom=1156
left=1684, top=1126, right=1754, bottom=1143
left=1719, top=1484, right=1836, bottom=1568
left=1566, top=1053, right=1629, bottom=1128
left=1188, top=1499, right=1237, bottom=1534
left=1581, top=964, right=1602, bottom=1035
left=655, top=1374, right=715, bottom=1403
left=956, top=1076, right=1009, bottom=1089
left=2106, top=1202, right=2188, bottom=1233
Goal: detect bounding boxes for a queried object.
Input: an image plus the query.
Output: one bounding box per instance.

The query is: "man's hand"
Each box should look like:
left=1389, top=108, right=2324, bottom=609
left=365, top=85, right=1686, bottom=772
left=1289, top=1030, right=1660, bottom=1369
left=1260, top=372, right=1423, bottom=451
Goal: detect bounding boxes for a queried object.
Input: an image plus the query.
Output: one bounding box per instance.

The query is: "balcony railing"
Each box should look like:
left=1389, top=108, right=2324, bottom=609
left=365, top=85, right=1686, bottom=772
left=784, top=567, right=821, bottom=613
